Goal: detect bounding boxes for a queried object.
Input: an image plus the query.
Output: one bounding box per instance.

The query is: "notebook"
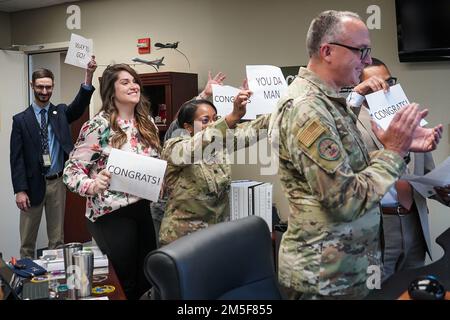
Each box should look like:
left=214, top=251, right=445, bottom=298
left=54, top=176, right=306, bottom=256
left=0, top=257, right=49, bottom=300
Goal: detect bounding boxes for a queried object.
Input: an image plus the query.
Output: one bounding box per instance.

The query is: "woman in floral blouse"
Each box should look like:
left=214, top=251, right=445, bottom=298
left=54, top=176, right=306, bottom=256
left=63, top=64, right=160, bottom=300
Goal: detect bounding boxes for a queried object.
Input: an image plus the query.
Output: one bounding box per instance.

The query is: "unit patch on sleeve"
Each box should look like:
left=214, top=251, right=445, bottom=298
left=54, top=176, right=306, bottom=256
left=317, top=137, right=341, bottom=161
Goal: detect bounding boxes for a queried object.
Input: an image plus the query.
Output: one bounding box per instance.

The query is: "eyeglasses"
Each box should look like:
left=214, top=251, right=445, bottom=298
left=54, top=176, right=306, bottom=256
left=328, top=42, right=372, bottom=61
left=34, top=85, right=53, bottom=91
left=386, top=76, right=397, bottom=86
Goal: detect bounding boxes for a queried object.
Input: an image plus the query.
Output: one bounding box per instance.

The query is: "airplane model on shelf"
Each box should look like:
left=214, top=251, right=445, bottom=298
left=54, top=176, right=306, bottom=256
left=131, top=57, right=165, bottom=71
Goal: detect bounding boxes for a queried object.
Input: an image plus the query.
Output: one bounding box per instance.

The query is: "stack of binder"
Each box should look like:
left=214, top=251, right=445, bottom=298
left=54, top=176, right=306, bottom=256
left=230, top=180, right=273, bottom=230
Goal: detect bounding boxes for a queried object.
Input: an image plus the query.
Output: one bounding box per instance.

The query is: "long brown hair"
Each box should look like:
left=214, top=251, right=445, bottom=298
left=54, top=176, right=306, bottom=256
left=99, top=64, right=160, bottom=152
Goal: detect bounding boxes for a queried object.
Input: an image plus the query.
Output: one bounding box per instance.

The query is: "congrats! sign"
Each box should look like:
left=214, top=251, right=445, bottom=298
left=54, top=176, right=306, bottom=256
left=365, top=84, right=427, bottom=130
left=106, top=148, right=167, bottom=202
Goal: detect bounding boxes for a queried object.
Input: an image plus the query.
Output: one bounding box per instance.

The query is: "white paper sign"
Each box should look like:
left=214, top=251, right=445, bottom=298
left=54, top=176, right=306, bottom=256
left=409, top=181, right=436, bottom=199
left=403, top=156, right=450, bottom=190
left=212, top=84, right=256, bottom=118
left=245, top=65, right=288, bottom=119
left=64, top=33, right=93, bottom=69
left=365, top=84, right=427, bottom=130
left=106, top=148, right=167, bottom=202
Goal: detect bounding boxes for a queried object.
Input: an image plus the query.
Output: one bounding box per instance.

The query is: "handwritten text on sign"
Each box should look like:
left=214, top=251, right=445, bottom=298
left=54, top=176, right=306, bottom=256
left=365, top=84, right=427, bottom=130
left=212, top=84, right=254, bottom=118
left=245, top=65, right=287, bottom=119
left=64, top=33, right=93, bottom=69
left=106, top=148, right=167, bottom=202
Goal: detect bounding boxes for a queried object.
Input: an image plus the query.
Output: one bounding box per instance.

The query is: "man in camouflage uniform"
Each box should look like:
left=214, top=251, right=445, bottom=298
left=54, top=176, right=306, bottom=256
left=269, top=10, right=442, bottom=299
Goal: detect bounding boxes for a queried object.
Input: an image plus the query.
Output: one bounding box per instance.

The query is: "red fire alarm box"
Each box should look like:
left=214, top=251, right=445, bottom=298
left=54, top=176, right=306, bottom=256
left=137, top=38, right=151, bottom=54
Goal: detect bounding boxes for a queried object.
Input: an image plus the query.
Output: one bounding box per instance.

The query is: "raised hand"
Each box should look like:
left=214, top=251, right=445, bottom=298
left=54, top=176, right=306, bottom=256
left=353, top=75, right=389, bottom=95
left=371, top=104, right=422, bottom=157
left=239, top=78, right=249, bottom=90
left=199, top=71, right=226, bottom=99
left=225, top=89, right=252, bottom=128
left=84, top=55, right=97, bottom=86
left=410, top=122, right=443, bottom=152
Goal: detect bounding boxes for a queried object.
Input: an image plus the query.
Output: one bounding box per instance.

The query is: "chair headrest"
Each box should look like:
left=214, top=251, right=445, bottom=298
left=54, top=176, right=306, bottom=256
left=144, top=216, right=282, bottom=300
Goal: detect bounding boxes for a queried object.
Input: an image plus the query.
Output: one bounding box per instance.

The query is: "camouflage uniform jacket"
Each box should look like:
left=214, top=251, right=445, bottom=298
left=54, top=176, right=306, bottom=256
left=159, top=115, right=270, bottom=245
left=271, top=68, right=406, bottom=298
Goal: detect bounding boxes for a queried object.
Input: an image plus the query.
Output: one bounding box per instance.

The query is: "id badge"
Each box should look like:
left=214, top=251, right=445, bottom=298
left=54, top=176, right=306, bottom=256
left=43, top=154, right=51, bottom=167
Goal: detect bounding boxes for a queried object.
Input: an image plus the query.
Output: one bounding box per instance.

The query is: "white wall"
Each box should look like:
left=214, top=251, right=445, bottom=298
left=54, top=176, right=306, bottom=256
left=6, top=0, right=450, bottom=261
left=0, top=50, right=27, bottom=259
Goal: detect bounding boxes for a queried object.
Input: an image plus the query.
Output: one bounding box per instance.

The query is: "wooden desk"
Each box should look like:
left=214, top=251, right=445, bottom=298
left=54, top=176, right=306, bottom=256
left=55, top=265, right=126, bottom=300
left=94, top=264, right=126, bottom=300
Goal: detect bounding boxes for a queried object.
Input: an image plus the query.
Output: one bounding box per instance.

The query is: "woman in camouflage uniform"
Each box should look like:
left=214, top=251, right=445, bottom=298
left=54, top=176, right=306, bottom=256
left=159, top=94, right=270, bottom=245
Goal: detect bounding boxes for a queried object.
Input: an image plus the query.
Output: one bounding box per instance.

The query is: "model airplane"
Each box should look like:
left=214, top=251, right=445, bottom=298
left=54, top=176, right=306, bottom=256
left=154, top=41, right=190, bottom=68
left=154, top=41, right=179, bottom=49
left=131, top=57, right=165, bottom=71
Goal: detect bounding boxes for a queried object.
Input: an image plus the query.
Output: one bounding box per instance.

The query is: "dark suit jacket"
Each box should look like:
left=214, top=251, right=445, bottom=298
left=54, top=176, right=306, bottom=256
left=10, top=85, right=94, bottom=206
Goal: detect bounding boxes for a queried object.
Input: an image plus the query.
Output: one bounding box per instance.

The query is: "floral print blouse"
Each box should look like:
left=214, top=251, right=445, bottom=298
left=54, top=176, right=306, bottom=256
left=63, top=111, right=159, bottom=222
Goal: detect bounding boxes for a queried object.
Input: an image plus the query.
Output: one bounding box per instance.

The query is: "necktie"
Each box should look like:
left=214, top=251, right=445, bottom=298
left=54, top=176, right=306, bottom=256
left=395, top=179, right=413, bottom=210
left=40, top=109, right=49, bottom=155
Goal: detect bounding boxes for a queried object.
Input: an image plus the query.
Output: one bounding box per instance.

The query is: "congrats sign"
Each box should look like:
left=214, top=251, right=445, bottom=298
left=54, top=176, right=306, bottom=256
left=365, top=84, right=427, bottom=130
left=64, top=33, right=93, bottom=69
left=212, top=84, right=254, bottom=118
left=106, top=148, right=167, bottom=202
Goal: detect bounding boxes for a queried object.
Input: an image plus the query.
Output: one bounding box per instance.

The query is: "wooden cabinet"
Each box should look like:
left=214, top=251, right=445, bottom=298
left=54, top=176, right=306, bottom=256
left=139, top=72, right=198, bottom=137
left=65, top=107, right=92, bottom=244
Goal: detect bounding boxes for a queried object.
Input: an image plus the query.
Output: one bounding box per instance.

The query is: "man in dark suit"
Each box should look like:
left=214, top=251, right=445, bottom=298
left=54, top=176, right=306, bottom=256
left=10, top=56, right=97, bottom=258
left=347, top=57, right=450, bottom=281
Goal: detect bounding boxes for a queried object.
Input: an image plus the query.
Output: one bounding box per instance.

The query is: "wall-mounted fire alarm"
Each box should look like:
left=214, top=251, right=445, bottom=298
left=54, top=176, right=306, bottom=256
left=137, top=38, right=151, bottom=54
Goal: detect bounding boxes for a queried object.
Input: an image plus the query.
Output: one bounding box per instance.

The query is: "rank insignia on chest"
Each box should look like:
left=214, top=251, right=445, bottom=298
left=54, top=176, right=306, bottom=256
left=318, top=137, right=341, bottom=161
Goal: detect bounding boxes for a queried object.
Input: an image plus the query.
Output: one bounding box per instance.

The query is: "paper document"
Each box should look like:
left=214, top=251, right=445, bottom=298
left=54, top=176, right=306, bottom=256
left=365, top=84, right=427, bottom=130
left=36, top=246, right=109, bottom=272
left=245, top=65, right=288, bottom=119
left=403, top=156, right=450, bottom=198
left=107, top=148, right=167, bottom=202
left=212, top=84, right=251, bottom=118
left=64, top=33, right=93, bottom=69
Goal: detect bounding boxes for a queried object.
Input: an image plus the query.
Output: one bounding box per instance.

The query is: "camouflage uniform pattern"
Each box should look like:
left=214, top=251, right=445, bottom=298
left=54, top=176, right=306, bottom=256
left=159, top=115, right=270, bottom=245
left=271, top=68, right=406, bottom=299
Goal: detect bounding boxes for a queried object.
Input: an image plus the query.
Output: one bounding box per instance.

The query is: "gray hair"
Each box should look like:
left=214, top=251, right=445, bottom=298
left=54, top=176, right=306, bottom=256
left=306, top=10, right=361, bottom=57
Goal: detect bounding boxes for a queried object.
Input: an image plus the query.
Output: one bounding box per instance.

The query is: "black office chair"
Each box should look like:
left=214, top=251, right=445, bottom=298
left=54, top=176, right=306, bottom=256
left=143, top=216, right=283, bottom=300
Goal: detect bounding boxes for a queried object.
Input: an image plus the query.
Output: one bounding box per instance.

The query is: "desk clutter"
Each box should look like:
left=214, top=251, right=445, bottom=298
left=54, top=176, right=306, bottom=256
left=12, top=243, right=109, bottom=300
left=34, top=244, right=108, bottom=272
left=1, top=243, right=123, bottom=300
left=9, top=257, right=47, bottom=278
